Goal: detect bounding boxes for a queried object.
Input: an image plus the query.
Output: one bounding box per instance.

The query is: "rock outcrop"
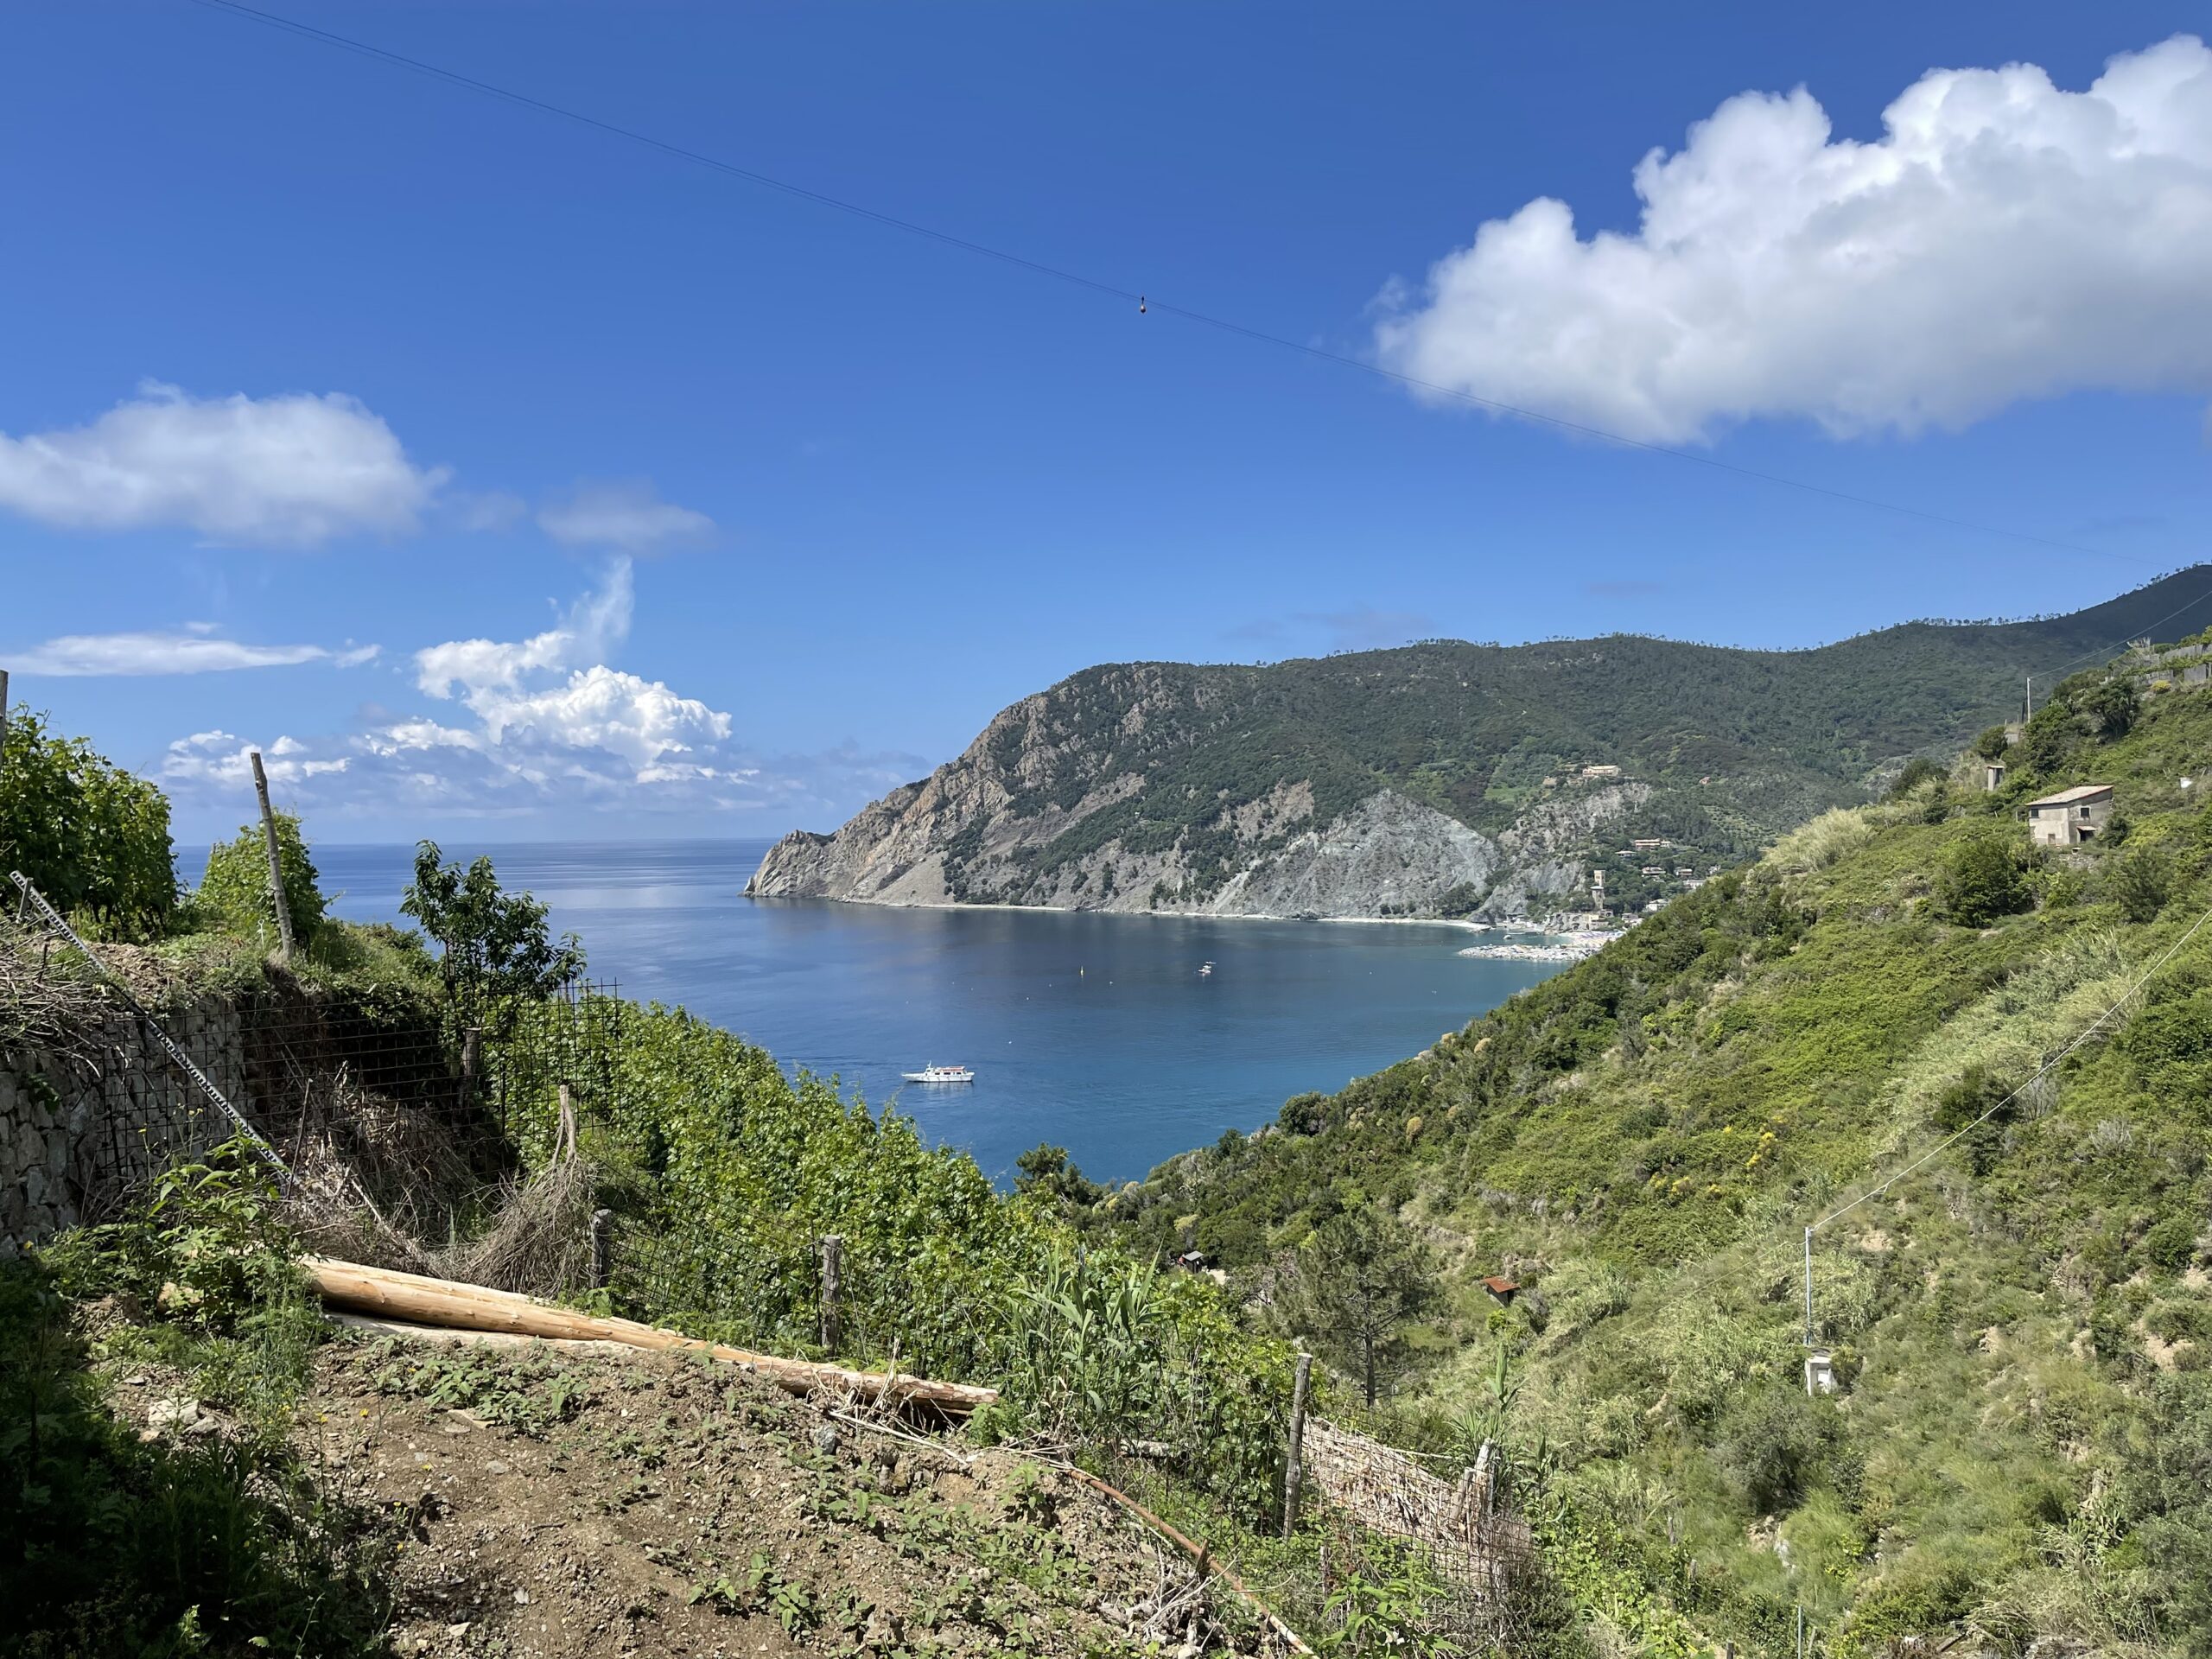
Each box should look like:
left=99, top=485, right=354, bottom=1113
left=745, top=667, right=1646, bottom=920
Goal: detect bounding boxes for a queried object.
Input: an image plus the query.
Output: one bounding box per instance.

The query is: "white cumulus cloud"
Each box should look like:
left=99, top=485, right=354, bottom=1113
left=164, top=729, right=353, bottom=790
left=537, top=480, right=715, bottom=555
left=414, top=559, right=635, bottom=704
left=10, top=630, right=378, bottom=676
left=158, top=565, right=915, bottom=828
left=1372, top=35, right=2212, bottom=443
left=0, top=382, right=448, bottom=545
left=475, top=664, right=732, bottom=771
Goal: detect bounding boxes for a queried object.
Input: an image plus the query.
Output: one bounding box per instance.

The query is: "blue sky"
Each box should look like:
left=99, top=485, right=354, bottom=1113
left=4, top=2, right=2210, bottom=848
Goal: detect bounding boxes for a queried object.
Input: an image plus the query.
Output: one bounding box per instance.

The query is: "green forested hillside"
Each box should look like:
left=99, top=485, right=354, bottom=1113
left=1103, top=657, right=2212, bottom=1656
left=983, top=568, right=2212, bottom=896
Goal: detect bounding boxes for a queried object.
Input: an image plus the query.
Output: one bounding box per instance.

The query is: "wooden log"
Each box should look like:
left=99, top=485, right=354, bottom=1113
left=302, top=1255, right=998, bottom=1416
left=327, top=1310, right=637, bottom=1358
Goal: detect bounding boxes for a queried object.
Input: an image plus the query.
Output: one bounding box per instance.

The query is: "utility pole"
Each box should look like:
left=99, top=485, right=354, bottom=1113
left=2024, top=673, right=2032, bottom=722
left=249, top=750, right=296, bottom=966
left=1802, top=1226, right=1815, bottom=1349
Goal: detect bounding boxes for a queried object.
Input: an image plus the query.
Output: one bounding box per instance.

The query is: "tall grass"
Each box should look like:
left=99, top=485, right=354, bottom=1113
left=1763, top=805, right=1882, bottom=877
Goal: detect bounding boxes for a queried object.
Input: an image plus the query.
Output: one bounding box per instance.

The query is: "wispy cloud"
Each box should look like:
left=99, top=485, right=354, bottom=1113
left=10, top=630, right=380, bottom=676
left=537, top=480, right=715, bottom=555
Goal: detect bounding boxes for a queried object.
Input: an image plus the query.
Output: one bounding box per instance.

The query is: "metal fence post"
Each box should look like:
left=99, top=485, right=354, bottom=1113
left=1281, top=1351, right=1313, bottom=1539
left=818, top=1234, right=843, bottom=1354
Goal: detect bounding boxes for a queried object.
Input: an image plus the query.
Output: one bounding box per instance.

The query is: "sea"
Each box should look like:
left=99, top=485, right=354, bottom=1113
left=314, top=840, right=1565, bottom=1188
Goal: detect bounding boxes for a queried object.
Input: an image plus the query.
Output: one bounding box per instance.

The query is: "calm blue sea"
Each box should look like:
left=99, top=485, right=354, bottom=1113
left=314, top=840, right=1562, bottom=1187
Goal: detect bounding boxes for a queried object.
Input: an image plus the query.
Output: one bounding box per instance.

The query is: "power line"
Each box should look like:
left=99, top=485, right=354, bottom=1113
left=1802, top=898, right=2212, bottom=1344
left=2038, top=578, right=2212, bottom=681
left=181, top=0, right=2149, bottom=568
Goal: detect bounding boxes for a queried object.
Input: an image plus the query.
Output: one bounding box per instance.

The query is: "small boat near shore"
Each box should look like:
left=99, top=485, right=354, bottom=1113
left=901, top=1064, right=976, bottom=1084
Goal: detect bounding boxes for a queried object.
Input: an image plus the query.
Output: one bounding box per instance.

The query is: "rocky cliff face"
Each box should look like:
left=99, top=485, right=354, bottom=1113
left=748, top=570, right=2212, bottom=922
left=745, top=667, right=1651, bottom=921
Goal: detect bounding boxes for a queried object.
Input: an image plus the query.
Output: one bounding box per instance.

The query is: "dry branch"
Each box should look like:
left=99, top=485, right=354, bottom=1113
left=302, top=1255, right=1000, bottom=1416
left=1058, top=1465, right=1317, bottom=1656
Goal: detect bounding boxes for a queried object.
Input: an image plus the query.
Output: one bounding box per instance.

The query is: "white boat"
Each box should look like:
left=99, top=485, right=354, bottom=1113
left=901, top=1064, right=975, bottom=1084
left=1198, top=961, right=1214, bottom=976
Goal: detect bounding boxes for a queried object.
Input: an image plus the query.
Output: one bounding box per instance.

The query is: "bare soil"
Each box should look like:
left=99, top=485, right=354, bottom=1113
left=126, top=1327, right=1272, bottom=1658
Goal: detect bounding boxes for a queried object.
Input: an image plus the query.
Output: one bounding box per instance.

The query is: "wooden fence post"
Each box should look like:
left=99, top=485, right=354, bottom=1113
left=250, top=752, right=298, bottom=969
left=1281, top=1351, right=1313, bottom=1539
left=590, top=1208, right=613, bottom=1289
left=818, top=1234, right=844, bottom=1354
left=249, top=750, right=296, bottom=965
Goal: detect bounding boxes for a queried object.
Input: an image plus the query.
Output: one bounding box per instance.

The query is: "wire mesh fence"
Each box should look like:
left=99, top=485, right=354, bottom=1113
left=2, top=874, right=520, bottom=1257
left=1298, top=1415, right=1541, bottom=1644
left=2, top=893, right=249, bottom=1243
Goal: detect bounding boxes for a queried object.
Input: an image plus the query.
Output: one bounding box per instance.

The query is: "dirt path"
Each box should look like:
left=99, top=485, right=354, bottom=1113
left=281, top=1330, right=1264, bottom=1657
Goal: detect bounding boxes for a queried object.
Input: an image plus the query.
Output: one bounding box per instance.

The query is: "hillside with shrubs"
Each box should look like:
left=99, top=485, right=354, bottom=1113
left=0, top=701, right=1439, bottom=1658
left=1103, top=656, right=2212, bottom=1656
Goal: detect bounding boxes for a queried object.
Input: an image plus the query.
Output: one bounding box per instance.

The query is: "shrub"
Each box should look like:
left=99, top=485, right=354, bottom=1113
left=45, top=1140, right=301, bottom=1338
left=402, top=841, right=584, bottom=1034
left=7, top=1155, right=390, bottom=1655
left=2077, top=674, right=2141, bottom=738
left=1280, top=1091, right=1329, bottom=1135
left=1931, top=1065, right=2015, bottom=1175
left=1277, top=1204, right=1439, bottom=1408
left=1885, top=756, right=1946, bottom=802
left=1974, top=725, right=2012, bottom=762
left=0, top=702, right=176, bottom=938
left=2105, top=845, right=2174, bottom=924
left=1712, top=1385, right=1835, bottom=1513
left=2145, top=1215, right=2200, bottom=1272
left=2126, top=1374, right=2212, bottom=1650
left=1933, top=835, right=2032, bottom=926
left=2021, top=702, right=2081, bottom=776
left=1014, top=1143, right=1103, bottom=1207
left=2122, top=992, right=2212, bottom=1102
left=195, top=809, right=328, bottom=944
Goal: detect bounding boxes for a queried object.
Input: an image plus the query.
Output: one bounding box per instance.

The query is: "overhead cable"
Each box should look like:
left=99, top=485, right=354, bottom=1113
left=181, top=0, right=2150, bottom=567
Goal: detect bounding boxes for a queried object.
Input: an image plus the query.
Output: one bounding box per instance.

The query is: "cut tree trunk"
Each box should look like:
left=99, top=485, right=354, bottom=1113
left=302, top=1255, right=998, bottom=1417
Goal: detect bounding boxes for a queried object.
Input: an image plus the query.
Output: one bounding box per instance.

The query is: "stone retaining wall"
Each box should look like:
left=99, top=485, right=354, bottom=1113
left=1, top=997, right=251, bottom=1251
